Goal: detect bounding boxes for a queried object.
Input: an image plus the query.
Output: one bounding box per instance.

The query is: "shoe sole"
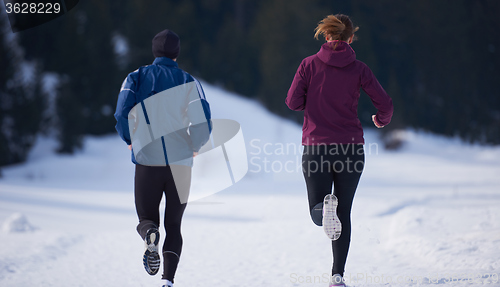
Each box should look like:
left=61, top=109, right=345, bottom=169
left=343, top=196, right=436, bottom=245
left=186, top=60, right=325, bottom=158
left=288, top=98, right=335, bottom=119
left=143, top=229, right=160, bottom=275
left=323, top=194, right=342, bottom=241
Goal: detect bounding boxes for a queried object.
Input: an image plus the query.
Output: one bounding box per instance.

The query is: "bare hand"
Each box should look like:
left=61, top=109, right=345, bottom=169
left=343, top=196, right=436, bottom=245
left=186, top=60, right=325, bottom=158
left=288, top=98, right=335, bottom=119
left=128, top=145, right=132, bottom=150
left=372, top=115, right=384, bottom=128
left=193, top=151, right=199, bottom=158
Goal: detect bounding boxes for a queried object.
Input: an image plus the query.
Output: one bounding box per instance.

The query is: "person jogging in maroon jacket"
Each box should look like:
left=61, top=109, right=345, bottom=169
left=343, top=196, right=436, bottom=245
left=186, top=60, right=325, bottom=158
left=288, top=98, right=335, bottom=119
left=286, top=14, right=393, bottom=287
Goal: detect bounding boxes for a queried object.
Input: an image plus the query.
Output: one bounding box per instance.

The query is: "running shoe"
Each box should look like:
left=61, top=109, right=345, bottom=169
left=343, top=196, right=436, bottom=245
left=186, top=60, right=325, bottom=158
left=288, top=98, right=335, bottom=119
left=330, top=274, right=346, bottom=287
left=322, top=194, right=342, bottom=240
left=161, top=279, right=173, bottom=287
left=143, top=228, right=161, bottom=275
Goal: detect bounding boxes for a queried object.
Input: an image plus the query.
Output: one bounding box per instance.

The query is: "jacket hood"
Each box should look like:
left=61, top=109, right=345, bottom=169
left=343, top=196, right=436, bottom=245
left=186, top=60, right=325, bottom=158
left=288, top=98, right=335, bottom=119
left=316, top=41, right=356, bottom=68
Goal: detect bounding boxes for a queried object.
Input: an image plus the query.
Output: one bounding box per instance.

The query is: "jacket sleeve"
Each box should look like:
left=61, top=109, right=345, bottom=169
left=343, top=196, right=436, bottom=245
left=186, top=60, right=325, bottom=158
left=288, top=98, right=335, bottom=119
left=114, top=71, right=139, bottom=145
left=360, top=64, right=394, bottom=126
left=286, top=60, right=308, bottom=111
left=187, top=78, right=212, bottom=152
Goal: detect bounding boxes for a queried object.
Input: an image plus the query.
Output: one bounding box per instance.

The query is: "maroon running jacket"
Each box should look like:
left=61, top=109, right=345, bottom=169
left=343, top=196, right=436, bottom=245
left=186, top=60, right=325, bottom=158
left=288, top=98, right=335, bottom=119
left=286, top=41, right=393, bottom=145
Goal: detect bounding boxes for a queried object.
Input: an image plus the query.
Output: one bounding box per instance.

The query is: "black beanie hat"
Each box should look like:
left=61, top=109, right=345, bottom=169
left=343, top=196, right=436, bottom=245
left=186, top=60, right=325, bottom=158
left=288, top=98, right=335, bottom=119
left=152, top=29, right=180, bottom=59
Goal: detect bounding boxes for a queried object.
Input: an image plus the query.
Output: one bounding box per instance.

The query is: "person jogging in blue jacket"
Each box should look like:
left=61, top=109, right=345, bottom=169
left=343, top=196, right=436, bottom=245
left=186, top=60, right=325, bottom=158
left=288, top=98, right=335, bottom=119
left=286, top=14, right=393, bottom=287
left=114, top=29, right=211, bottom=287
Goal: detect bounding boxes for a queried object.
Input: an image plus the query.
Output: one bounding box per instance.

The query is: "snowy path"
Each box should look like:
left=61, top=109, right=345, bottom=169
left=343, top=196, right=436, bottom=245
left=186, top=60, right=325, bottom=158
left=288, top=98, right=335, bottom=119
left=1, top=177, right=499, bottom=287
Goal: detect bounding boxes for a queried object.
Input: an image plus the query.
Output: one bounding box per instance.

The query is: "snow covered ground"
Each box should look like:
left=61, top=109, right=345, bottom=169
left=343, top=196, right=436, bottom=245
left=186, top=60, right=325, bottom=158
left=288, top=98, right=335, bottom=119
left=1, top=83, right=500, bottom=287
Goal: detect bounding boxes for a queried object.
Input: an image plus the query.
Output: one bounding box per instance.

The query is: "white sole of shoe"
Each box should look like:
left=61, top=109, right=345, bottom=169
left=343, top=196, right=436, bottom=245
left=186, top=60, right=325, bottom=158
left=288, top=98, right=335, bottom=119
left=330, top=274, right=346, bottom=286
left=323, top=194, right=342, bottom=241
left=143, top=229, right=160, bottom=275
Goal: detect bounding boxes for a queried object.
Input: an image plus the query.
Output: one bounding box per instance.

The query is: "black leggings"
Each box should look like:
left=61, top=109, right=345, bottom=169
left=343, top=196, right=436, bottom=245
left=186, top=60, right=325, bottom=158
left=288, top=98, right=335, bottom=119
left=302, top=144, right=364, bottom=277
left=135, top=164, right=191, bottom=282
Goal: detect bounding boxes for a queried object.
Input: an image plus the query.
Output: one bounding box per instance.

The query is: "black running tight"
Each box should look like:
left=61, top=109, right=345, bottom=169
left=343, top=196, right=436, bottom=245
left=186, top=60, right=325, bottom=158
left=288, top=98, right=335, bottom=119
left=135, top=164, right=191, bottom=282
left=302, top=144, right=364, bottom=277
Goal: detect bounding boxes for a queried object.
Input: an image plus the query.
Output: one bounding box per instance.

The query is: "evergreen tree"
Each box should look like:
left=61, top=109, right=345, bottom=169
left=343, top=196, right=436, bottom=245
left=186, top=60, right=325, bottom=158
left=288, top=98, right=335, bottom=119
left=18, top=0, right=122, bottom=152
left=251, top=0, right=326, bottom=116
left=0, top=11, right=45, bottom=166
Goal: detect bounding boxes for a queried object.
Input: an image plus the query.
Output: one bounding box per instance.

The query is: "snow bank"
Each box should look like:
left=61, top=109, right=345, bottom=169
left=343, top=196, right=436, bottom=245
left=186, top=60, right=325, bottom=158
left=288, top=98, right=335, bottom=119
left=2, top=213, right=37, bottom=233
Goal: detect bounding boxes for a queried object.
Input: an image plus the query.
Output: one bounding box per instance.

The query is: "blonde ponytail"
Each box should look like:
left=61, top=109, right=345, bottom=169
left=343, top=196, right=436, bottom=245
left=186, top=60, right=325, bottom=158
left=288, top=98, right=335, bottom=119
left=314, top=14, right=359, bottom=47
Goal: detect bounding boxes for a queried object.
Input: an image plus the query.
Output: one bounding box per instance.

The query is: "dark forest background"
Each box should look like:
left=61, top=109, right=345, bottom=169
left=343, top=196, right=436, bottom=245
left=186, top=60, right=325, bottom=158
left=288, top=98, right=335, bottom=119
left=1, top=0, right=499, bottom=166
